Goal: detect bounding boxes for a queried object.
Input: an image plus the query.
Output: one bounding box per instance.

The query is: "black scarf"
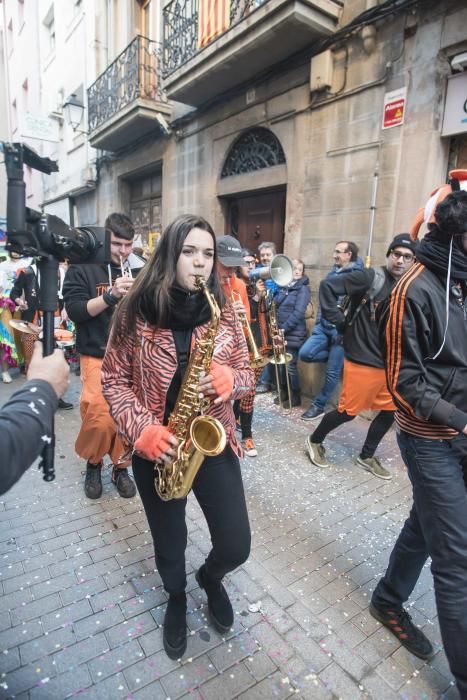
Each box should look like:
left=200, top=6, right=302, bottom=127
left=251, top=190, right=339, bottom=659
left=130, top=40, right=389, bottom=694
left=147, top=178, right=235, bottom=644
left=416, top=232, right=467, bottom=281
left=162, top=284, right=212, bottom=330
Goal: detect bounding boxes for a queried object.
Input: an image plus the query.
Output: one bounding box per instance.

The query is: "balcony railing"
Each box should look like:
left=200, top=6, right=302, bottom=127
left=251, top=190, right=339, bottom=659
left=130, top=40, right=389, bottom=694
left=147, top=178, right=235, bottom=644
left=88, top=35, right=167, bottom=133
left=163, top=0, right=265, bottom=77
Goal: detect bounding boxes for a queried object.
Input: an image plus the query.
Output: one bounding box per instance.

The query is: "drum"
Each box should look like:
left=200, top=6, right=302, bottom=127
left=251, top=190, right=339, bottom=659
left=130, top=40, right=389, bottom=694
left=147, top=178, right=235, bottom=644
left=54, top=328, right=74, bottom=349
left=9, top=319, right=75, bottom=349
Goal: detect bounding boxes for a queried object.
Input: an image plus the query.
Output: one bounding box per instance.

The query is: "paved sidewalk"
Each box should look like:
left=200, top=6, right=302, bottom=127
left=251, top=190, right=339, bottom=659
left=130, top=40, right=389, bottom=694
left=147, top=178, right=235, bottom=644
left=0, top=376, right=459, bottom=699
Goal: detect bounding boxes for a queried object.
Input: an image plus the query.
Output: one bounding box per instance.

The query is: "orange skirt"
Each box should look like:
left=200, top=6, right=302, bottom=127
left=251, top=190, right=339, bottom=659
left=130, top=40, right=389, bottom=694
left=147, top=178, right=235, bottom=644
left=75, top=355, right=130, bottom=467
left=338, top=359, right=395, bottom=415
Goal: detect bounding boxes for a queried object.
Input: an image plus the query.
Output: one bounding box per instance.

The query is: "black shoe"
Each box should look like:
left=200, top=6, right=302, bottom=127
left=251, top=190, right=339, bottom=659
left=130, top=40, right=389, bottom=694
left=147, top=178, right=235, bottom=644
left=369, top=602, right=434, bottom=660
left=58, top=398, right=73, bottom=410
left=163, top=592, right=187, bottom=659
left=273, top=386, right=287, bottom=406
left=84, top=461, right=103, bottom=499
left=195, top=565, right=233, bottom=633
left=301, top=405, right=325, bottom=421
left=256, top=383, right=272, bottom=394
left=111, top=466, right=136, bottom=498
left=275, top=390, right=301, bottom=408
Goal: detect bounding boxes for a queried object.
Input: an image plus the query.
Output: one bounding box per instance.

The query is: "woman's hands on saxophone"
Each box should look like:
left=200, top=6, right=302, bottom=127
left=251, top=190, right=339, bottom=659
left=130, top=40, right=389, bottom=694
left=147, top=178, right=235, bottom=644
left=198, top=362, right=234, bottom=404
left=134, top=424, right=179, bottom=463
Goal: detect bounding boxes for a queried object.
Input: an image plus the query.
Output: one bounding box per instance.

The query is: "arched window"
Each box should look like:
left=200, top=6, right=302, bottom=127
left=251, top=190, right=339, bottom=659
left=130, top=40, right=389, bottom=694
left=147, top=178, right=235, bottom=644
left=221, top=127, right=285, bottom=178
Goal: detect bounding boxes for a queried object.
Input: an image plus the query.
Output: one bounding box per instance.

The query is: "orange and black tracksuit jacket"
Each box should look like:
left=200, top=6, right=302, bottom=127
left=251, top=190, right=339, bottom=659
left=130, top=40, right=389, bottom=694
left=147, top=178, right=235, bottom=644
left=381, top=262, right=467, bottom=439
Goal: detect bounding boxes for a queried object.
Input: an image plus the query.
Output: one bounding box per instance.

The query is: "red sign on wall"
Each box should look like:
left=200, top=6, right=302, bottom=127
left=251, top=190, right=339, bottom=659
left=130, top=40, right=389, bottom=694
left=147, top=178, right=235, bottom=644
left=382, top=87, right=407, bottom=129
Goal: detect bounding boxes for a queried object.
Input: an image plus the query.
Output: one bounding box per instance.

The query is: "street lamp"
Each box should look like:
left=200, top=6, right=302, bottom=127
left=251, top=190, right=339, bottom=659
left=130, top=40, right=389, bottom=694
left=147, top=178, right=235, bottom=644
left=63, top=93, right=85, bottom=132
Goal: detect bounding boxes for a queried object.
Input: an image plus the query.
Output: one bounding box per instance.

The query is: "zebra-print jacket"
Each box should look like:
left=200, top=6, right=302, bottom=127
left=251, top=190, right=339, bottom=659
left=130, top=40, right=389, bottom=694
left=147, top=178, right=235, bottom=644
left=101, top=304, right=254, bottom=457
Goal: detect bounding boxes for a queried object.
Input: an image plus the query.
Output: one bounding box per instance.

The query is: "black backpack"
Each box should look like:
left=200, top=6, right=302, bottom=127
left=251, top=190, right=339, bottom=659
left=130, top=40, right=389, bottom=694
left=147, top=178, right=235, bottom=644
left=342, top=267, right=386, bottom=328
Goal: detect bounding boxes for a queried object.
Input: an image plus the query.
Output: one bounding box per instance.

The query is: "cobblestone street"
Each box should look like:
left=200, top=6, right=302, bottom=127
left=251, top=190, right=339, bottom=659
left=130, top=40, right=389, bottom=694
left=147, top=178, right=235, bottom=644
left=0, top=374, right=459, bottom=700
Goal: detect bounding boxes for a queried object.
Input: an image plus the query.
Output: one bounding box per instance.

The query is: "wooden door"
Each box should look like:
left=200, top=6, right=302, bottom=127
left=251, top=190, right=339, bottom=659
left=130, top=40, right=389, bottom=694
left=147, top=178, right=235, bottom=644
left=227, top=189, right=286, bottom=254
left=130, top=196, right=162, bottom=247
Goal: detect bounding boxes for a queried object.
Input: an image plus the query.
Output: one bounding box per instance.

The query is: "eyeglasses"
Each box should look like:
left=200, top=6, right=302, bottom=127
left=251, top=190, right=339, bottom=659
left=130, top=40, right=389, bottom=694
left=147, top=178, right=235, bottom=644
left=334, top=249, right=350, bottom=255
left=390, top=251, right=415, bottom=262
left=244, top=259, right=256, bottom=266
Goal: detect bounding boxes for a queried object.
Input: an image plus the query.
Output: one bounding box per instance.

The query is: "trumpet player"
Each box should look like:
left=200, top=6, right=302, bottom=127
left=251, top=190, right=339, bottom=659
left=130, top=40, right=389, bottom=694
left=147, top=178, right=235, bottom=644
left=216, top=235, right=251, bottom=321
left=233, top=249, right=272, bottom=457
left=63, top=212, right=144, bottom=500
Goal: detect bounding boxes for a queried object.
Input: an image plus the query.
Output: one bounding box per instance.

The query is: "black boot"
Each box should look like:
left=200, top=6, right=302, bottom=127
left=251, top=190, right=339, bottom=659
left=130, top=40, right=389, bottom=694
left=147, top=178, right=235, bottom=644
left=274, top=388, right=301, bottom=408
left=196, top=565, right=233, bottom=633
left=273, top=385, right=288, bottom=405
left=289, top=390, right=301, bottom=408
left=163, top=592, right=187, bottom=659
left=84, top=461, right=103, bottom=499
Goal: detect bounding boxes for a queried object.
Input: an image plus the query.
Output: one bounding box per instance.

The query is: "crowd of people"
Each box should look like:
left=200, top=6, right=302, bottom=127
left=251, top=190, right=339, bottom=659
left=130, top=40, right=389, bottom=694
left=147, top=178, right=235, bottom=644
left=0, top=188, right=466, bottom=697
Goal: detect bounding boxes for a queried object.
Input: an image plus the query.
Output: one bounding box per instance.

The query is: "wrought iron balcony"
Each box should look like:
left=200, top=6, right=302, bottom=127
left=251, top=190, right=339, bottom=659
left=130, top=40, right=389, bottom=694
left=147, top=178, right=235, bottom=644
left=163, top=0, right=266, bottom=77
left=162, top=0, right=342, bottom=106
left=88, top=35, right=171, bottom=151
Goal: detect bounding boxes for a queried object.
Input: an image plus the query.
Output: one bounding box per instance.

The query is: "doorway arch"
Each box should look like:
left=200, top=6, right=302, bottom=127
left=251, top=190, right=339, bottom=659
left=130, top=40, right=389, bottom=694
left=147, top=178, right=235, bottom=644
left=219, top=127, right=287, bottom=253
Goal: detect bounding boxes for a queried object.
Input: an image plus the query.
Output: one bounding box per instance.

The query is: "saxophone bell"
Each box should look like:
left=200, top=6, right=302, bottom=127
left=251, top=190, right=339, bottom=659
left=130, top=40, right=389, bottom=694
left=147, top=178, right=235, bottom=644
left=190, top=415, right=227, bottom=456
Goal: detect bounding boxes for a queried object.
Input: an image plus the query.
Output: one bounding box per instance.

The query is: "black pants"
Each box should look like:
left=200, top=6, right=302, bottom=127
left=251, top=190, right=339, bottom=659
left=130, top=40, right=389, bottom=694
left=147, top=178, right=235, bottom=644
left=372, top=432, right=467, bottom=698
left=132, top=446, right=251, bottom=595
left=311, top=409, right=394, bottom=459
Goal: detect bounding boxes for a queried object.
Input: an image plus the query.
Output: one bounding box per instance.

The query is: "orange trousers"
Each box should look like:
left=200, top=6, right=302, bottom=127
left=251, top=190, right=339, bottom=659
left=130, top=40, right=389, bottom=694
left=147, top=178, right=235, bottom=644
left=338, top=359, right=395, bottom=415
left=75, top=355, right=130, bottom=467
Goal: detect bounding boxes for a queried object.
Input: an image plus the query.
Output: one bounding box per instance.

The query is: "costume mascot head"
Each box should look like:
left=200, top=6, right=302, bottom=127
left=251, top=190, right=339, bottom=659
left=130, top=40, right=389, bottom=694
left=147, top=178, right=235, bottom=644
left=410, top=169, right=467, bottom=240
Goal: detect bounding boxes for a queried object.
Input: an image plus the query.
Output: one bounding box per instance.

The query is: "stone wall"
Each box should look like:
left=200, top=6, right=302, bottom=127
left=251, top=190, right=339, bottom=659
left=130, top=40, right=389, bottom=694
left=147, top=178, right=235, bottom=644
left=93, top=0, right=467, bottom=399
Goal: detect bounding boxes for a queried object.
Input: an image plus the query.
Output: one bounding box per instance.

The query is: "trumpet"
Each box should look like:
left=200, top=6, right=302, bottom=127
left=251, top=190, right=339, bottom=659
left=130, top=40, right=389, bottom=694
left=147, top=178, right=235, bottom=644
left=120, top=256, right=133, bottom=279
left=228, top=284, right=269, bottom=369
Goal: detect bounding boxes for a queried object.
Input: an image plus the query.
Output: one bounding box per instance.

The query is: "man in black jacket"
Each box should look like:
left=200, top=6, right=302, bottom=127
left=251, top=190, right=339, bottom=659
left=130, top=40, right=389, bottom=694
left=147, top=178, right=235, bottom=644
left=306, top=235, right=416, bottom=479
left=63, top=213, right=144, bottom=499
left=0, top=342, right=70, bottom=494
left=371, top=192, right=467, bottom=696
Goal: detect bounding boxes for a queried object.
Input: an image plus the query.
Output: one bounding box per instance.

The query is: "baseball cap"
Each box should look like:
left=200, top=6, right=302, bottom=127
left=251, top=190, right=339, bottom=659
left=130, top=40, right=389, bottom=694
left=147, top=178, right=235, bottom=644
left=217, top=235, right=243, bottom=267
left=386, top=233, right=418, bottom=257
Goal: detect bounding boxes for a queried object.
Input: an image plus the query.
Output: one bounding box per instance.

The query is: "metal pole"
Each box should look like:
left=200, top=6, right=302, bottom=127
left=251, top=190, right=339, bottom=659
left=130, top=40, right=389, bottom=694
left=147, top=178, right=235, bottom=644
left=366, top=166, right=379, bottom=268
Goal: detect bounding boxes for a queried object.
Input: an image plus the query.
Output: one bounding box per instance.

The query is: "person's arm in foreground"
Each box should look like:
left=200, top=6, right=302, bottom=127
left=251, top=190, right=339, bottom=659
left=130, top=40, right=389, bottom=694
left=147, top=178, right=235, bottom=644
left=0, top=343, right=70, bottom=495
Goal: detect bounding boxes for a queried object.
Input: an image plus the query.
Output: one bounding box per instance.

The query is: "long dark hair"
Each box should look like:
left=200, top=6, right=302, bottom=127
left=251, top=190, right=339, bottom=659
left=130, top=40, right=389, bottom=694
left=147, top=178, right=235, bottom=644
left=112, top=214, right=225, bottom=339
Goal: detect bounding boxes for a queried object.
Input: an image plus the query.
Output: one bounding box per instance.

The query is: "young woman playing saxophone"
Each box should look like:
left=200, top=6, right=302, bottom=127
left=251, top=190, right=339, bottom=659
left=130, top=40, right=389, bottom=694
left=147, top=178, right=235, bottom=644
left=102, top=215, right=254, bottom=660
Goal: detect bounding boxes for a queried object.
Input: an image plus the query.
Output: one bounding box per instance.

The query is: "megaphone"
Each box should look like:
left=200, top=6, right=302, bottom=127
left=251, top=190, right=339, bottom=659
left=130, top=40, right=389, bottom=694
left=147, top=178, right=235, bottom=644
left=249, top=254, right=294, bottom=287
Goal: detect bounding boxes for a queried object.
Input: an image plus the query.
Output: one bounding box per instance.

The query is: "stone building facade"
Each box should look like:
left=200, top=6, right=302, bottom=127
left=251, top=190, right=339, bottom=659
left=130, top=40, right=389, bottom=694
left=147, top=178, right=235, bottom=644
left=1, top=0, right=465, bottom=394
left=91, top=0, right=467, bottom=292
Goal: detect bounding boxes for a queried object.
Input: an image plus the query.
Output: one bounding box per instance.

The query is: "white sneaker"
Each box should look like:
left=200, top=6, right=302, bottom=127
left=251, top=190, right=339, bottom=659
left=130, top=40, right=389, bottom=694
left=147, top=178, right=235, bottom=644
left=242, top=438, right=258, bottom=457
left=2, top=371, right=12, bottom=384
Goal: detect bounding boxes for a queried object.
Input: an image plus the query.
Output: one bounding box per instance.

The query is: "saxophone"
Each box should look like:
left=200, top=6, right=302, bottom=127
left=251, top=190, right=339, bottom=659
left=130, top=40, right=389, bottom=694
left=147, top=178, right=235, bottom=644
left=154, top=276, right=227, bottom=501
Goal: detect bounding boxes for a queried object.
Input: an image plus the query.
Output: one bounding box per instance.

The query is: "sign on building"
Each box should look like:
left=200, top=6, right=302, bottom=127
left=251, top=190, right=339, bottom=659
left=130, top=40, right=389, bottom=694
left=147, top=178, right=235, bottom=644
left=20, top=112, right=59, bottom=143
left=442, top=72, right=467, bottom=137
left=382, top=87, right=407, bottom=130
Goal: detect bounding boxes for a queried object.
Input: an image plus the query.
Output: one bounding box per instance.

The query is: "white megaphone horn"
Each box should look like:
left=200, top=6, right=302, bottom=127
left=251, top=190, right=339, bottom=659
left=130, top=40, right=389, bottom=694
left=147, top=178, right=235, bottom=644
left=248, top=254, right=294, bottom=287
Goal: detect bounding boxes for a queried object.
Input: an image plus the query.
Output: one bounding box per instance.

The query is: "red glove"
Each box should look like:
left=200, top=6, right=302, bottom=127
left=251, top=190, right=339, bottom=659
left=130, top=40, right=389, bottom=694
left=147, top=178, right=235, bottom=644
left=210, top=362, right=234, bottom=402
left=134, top=425, right=175, bottom=461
